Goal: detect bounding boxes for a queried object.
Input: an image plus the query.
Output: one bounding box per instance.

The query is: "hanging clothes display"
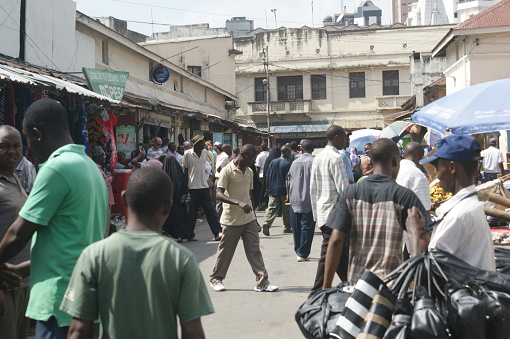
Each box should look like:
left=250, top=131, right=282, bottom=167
left=100, top=110, right=118, bottom=174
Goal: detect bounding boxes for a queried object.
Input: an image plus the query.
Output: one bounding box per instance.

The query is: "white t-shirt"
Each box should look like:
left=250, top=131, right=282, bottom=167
left=255, top=151, right=269, bottom=178
left=182, top=150, right=209, bottom=189
left=429, top=185, right=495, bottom=271
left=215, top=152, right=230, bottom=178
left=481, top=146, right=504, bottom=173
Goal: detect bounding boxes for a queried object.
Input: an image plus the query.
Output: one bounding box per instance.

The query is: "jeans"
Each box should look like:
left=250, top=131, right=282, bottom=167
left=189, top=188, right=222, bottom=238
left=263, top=195, right=290, bottom=231
left=290, top=208, right=315, bottom=258
left=36, top=317, right=99, bottom=339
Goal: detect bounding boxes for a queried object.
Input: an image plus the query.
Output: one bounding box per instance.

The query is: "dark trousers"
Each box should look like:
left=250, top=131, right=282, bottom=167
left=36, top=317, right=99, bottom=339
left=484, top=172, right=498, bottom=183
left=258, top=178, right=268, bottom=209
left=189, top=188, right=222, bottom=238
left=310, top=226, right=349, bottom=295
left=290, top=208, right=315, bottom=258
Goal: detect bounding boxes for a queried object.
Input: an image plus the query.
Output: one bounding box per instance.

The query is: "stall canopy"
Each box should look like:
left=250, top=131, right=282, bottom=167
left=412, top=78, right=510, bottom=135
left=0, top=64, right=119, bottom=104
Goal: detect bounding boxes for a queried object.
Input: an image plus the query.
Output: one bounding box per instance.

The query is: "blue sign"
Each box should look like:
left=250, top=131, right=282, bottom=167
left=151, top=65, right=170, bottom=85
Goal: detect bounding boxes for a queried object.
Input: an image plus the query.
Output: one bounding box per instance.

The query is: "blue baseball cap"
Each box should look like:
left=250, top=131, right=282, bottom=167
left=420, top=135, right=482, bottom=165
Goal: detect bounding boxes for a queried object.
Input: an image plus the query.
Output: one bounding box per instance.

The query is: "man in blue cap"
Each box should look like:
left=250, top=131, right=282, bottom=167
left=407, top=135, right=495, bottom=271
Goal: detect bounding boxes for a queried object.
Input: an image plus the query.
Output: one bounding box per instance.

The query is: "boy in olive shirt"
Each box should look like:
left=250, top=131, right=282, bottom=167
left=61, top=168, right=214, bottom=338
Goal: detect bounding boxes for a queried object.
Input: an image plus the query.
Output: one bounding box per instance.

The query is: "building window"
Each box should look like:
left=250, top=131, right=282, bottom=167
left=349, top=72, right=366, bottom=98
left=187, top=66, right=202, bottom=77
left=311, top=75, right=327, bottom=100
left=254, top=78, right=267, bottom=102
left=383, top=70, right=399, bottom=95
left=277, top=76, right=303, bottom=101
left=102, top=40, right=109, bottom=65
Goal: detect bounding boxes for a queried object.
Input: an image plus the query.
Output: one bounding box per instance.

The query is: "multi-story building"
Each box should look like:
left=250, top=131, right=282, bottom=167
left=392, top=0, right=419, bottom=24
left=407, top=0, right=501, bottom=26
left=233, top=24, right=452, bottom=144
left=226, top=17, right=255, bottom=37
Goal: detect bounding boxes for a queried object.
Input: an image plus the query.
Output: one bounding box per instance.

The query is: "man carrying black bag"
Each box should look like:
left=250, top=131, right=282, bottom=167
left=407, top=134, right=495, bottom=271
left=322, top=138, right=430, bottom=288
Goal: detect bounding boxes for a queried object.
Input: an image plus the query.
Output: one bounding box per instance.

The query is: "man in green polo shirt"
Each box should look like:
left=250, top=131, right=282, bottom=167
left=0, top=99, right=107, bottom=338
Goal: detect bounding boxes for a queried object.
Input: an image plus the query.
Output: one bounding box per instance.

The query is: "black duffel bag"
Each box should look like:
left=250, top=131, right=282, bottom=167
left=295, top=282, right=353, bottom=339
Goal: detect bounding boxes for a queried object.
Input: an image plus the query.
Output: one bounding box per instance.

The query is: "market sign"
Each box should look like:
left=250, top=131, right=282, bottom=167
left=151, top=65, right=170, bottom=85
left=82, top=68, right=129, bottom=101
left=270, top=124, right=331, bottom=133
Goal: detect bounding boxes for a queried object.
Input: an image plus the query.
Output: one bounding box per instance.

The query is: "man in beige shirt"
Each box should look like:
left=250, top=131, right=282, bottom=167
left=210, top=144, right=278, bottom=293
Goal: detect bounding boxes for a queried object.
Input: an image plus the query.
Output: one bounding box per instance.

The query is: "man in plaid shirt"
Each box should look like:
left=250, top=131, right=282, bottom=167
left=322, top=138, right=429, bottom=287
left=310, top=125, right=351, bottom=294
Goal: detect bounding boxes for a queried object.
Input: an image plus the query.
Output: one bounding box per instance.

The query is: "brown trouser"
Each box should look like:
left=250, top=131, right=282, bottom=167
left=0, top=286, right=30, bottom=339
left=210, top=220, right=269, bottom=288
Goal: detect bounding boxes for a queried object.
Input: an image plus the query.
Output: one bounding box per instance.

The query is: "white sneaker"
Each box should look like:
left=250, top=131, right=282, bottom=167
left=254, top=284, right=279, bottom=292
left=297, top=256, right=310, bottom=262
left=210, top=280, right=226, bottom=292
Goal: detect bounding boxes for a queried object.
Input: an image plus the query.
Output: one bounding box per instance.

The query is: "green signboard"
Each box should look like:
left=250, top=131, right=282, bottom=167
left=83, top=68, right=129, bottom=101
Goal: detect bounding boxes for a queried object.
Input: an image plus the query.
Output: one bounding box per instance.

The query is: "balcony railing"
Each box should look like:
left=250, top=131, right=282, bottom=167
left=375, top=95, right=413, bottom=110
left=248, top=100, right=313, bottom=115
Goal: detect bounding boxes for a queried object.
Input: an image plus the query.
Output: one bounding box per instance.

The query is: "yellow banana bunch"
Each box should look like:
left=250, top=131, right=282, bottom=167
left=430, top=183, right=453, bottom=204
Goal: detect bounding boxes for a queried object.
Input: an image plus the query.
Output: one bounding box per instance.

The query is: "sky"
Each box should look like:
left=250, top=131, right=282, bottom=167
left=73, top=0, right=392, bottom=36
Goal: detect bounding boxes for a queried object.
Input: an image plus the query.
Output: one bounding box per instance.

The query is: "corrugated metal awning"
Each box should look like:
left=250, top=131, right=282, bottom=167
left=0, top=65, right=119, bottom=104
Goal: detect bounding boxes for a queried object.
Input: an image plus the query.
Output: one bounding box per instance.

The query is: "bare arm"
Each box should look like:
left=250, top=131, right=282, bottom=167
left=406, top=207, right=430, bottom=256
left=285, top=180, right=290, bottom=203
left=181, top=318, right=206, bottom=339
left=67, top=318, right=94, bottom=339
left=323, top=229, right=345, bottom=289
left=500, top=162, right=505, bottom=174
left=0, top=217, right=38, bottom=266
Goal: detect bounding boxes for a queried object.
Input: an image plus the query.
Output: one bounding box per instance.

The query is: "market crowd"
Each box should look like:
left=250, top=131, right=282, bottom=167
left=0, top=98, right=501, bottom=338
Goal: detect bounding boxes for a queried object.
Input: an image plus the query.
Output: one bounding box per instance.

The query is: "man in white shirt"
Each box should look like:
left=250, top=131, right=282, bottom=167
left=182, top=135, right=222, bottom=242
left=396, top=142, right=431, bottom=259
left=310, top=125, right=350, bottom=294
left=407, top=135, right=495, bottom=271
left=255, top=143, right=269, bottom=211
left=481, top=137, right=504, bottom=182
left=146, top=137, right=164, bottom=160
left=215, top=144, right=232, bottom=179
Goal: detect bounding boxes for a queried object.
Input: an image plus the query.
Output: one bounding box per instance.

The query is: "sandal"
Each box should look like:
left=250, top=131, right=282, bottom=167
left=177, top=238, right=183, bottom=243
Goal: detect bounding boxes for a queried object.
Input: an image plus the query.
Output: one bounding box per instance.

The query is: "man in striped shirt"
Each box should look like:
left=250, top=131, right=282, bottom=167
left=310, top=125, right=351, bottom=294
left=0, top=125, right=31, bottom=339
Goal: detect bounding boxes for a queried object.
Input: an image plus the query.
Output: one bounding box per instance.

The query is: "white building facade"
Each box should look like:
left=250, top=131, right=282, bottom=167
left=234, top=24, right=451, bottom=143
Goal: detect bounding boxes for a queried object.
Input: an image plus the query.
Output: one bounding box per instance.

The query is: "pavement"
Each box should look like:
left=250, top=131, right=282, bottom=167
left=29, top=210, right=342, bottom=339
left=186, top=210, right=341, bottom=339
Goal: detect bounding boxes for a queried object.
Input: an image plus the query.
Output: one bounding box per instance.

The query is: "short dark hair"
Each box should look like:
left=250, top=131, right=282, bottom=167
left=241, top=144, right=257, bottom=157
left=260, top=143, right=268, bottom=151
left=370, top=138, right=400, bottom=164
left=125, top=167, right=173, bottom=216
left=24, top=99, right=69, bottom=132
left=300, top=139, right=314, bottom=153
left=325, top=125, right=345, bottom=141
left=289, top=141, right=299, bottom=151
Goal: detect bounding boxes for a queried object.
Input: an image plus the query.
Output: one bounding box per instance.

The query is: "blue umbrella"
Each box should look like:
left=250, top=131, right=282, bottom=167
left=412, top=78, right=510, bottom=135
left=350, top=135, right=377, bottom=155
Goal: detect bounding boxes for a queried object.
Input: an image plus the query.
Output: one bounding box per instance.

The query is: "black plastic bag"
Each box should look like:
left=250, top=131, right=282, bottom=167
left=295, top=282, right=352, bottom=339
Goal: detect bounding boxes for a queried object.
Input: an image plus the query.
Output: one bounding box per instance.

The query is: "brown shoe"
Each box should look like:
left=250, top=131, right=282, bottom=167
left=213, top=233, right=223, bottom=241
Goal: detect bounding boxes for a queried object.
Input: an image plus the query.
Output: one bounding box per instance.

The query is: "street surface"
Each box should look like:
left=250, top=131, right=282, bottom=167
left=187, top=210, right=336, bottom=339
left=28, top=210, right=339, bottom=338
